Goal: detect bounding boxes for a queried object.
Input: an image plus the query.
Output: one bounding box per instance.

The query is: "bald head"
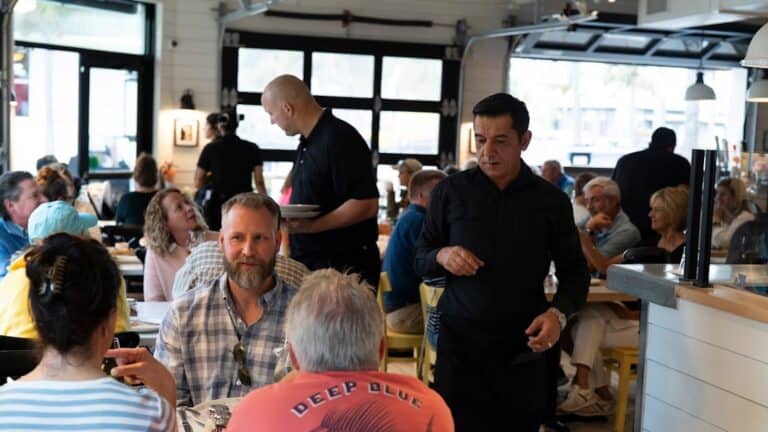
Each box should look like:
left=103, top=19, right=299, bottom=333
left=262, top=74, right=322, bottom=137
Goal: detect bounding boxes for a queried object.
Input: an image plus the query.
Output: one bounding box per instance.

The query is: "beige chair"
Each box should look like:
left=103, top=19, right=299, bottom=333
left=377, top=273, right=422, bottom=372
left=418, top=282, right=444, bottom=385
left=602, top=346, right=639, bottom=432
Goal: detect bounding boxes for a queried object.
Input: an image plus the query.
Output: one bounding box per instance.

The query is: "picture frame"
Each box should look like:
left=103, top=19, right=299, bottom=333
left=174, top=118, right=199, bottom=147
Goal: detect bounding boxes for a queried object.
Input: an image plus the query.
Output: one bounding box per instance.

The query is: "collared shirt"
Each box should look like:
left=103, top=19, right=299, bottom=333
left=289, top=109, right=379, bottom=258
left=171, top=241, right=310, bottom=298
left=414, top=164, right=589, bottom=345
left=593, top=211, right=641, bottom=258
left=0, top=218, right=27, bottom=278
left=154, top=274, right=298, bottom=407
left=383, top=204, right=426, bottom=312
left=556, top=173, right=575, bottom=197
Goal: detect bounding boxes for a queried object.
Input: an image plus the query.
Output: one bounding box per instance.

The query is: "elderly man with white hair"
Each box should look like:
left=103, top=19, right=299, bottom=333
left=576, top=176, right=641, bottom=275
left=226, top=269, right=454, bottom=431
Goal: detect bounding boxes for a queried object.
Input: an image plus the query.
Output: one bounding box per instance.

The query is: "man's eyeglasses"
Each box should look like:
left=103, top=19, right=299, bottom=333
left=232, top=342, right=252, bottom=386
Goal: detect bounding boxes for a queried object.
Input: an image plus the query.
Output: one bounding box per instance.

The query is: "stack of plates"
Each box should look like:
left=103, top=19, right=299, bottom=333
left=281, top=204, right=321, bottom=219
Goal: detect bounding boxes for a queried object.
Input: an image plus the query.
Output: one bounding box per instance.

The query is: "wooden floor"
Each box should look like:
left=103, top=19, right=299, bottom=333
left=386, top=355, right=635, bottom=432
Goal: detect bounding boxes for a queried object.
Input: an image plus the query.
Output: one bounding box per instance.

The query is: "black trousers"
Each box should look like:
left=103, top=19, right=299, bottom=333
left=294, top=243, right=381, bottom=290
left=435, top=315, right=549, bottom=432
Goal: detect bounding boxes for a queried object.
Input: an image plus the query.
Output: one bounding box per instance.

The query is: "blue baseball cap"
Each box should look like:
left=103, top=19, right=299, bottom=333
left=28, top=201, right=98, bottom=243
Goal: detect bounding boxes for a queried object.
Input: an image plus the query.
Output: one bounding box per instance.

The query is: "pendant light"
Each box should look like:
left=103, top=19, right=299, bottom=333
left=747, top=71, right=768, bottom=102
left=685, top=71, right=716, bottom=101
left=742, top=22, right=768, bottom=68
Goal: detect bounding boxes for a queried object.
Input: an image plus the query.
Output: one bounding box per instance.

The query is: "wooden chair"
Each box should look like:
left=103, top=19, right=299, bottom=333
left=418, top=282, right=444, bottom=385
left=602, top=346, right=639, bottom=432
left=377, top=273, right=422, bottom=372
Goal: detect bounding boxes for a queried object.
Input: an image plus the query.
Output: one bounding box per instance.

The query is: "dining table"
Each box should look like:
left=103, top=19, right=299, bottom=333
left=545, top=277, right=636, bottom=303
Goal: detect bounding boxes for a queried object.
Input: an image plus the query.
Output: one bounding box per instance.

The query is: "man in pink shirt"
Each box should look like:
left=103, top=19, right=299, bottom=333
left=227, top=269, right=454, bottom=432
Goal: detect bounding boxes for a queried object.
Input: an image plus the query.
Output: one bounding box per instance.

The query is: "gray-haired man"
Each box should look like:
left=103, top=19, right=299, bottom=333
left=0, top=171, right=45, bottom=278
left=227, top=269, right=454, bottom=431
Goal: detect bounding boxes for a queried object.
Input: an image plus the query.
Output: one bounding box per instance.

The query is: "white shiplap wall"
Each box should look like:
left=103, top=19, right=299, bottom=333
left=156, top=0, right=513, bottom=187
left=643, top=300, right=768, bottom=431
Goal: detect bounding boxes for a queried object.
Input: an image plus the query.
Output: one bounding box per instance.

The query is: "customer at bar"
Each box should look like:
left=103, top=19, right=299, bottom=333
left=541, top=159, right=575, bottom=197
left=0, top=233, right=176, bottom=431
left=383, top=169, right=446, bottom=334
left=577, top=177, right=641, bottom=275
left=611, top=126, right=690, bottom=246
left=227, top=268, right=454, bottom=432
left=0, top=171, right=45, bottom=278
left=386, top=158, right=422, bottom=221
left=560, top=186, right=688, bottom=416
left=262, top=75, right=380, bottom=288
left=195, top=111, right=266, bottom=230
left=115, top=152, right=158, bottom=227
left=712, top=176, right=755, bottom=249
left=414, top=93, right=590, bottom=431
left=154, top=193, right=298, bottom=406
left=143, top=188, right=216, bottom=301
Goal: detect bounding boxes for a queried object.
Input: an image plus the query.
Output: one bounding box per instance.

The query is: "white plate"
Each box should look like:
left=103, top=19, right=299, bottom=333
left=282, top=211, right=321, bottom=219
left=281, top=204, right=320, bottom=212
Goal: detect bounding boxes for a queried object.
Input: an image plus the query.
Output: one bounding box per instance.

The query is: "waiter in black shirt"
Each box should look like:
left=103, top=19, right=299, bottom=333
left=195, top=111, right=267, bottom=230
left=262, top=75, right=380, bottom=288
left=415, top=93, right=589, bottom=431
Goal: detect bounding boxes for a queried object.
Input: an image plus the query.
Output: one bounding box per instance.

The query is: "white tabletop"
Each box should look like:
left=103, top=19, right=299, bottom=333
left=114, top=253, right=143, bottom=277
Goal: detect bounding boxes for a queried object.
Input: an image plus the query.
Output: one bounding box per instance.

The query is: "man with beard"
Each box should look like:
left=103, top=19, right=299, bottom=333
left=155, top=192, right=298, bottom=407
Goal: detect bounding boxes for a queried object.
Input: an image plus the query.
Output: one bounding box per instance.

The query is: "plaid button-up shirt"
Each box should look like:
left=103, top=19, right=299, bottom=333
left=172, top=241, right=309, bottom=298
left=155, top=274, right=298, bottom=407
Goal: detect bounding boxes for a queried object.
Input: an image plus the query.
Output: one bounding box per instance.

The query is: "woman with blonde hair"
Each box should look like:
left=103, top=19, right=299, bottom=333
left=712, top=177, right=754, bottom=249
left=143, top=188, right=216, bottom=301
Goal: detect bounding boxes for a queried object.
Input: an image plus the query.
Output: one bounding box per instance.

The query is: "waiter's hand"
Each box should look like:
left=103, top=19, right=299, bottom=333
left=436, top=246, right=484, bottom=276
left=525, top=311, right=561, bottom=352
left=283, top=218, right=318, bottom=234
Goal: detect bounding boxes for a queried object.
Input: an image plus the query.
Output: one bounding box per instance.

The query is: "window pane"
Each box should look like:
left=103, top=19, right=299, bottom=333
left=11, top=47, right=79, bottom=173
left=14, top=0, right=146, bottom=54
left=89, top=68, right=138, bottom=172
left=311, top=52, right=374, bottom=98
left=333, top=109, right=372, bottom=147
left=382, top=57, right=442, bottom=101
left=263, top=161, right=294, bottom=201
left=237, top=105, right=299, bottom=151
left=379, top=111, right=440, bottom=154
left=238, top=48, right=303, bottom=93
left=507, top=57, right=747, bottom=168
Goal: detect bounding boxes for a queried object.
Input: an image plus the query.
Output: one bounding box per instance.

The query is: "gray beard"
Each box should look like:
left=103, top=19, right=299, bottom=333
left=223, top=256, right=275, bottom=291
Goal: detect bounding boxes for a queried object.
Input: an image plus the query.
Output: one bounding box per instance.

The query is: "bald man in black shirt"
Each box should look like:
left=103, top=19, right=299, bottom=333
left=415, top=93, right=589, bottom=431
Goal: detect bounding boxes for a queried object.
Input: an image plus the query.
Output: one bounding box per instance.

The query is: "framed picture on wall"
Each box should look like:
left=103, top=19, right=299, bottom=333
left=174, top=119, right=199, bottom=147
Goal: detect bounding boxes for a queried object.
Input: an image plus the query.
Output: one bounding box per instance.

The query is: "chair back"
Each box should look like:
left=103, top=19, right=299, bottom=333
left=0, top=335, right=41, bottom=384
left=419, top=283, right=444, bottom=349
left=377, top=272, right=392, bottom=308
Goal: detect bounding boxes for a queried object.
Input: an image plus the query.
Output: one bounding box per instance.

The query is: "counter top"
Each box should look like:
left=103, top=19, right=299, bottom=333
left=607, top=263, right=768, bottom=323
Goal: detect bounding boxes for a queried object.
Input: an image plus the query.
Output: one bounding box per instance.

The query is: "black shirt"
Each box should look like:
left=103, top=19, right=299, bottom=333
left=612, top=148, right=690, bottom=245
left=197, top=134, right=263, bottom=198
left=115, top=190, right=157, bottom=226
left=414, top=164, right=590, bottom=331
left=290, top=109, right=379, bottom=257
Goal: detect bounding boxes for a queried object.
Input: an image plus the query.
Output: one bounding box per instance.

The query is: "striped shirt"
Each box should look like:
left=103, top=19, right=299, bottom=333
left=0, top=377, right=175, bottom=431
left=155, top=274, right=298, bottom=407
left=171, top=241, right=309, bottom=298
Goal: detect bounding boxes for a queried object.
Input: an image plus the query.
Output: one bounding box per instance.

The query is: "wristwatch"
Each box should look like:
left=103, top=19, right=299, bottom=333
left=547, top=307, right=567, bottom=330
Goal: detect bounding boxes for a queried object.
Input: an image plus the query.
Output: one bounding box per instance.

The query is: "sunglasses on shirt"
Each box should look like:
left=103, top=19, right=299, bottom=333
left=232, top=342, right=253, bottom=386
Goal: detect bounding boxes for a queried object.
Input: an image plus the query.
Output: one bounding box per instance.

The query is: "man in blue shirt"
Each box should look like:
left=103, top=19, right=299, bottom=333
left=541, top=159, right=575, bottom=197
left=0, top=171, right=45, bottom=277
left=383, top=169, right=446, bottom=334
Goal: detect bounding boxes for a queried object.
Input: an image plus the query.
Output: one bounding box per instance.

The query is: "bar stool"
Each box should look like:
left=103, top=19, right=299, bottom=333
left=602, top=346, right=638, bottom=432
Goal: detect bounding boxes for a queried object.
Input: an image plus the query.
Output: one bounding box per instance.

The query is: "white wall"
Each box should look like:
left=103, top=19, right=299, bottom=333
left=156, top=0, right=513, bottom=187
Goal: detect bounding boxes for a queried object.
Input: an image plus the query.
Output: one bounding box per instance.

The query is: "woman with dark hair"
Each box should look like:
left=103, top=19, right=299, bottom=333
left=143, top=188, right=216, bottom=301
left=0, top=233, right=176, bottom=431
left=712, top=177, right=755, bottom=249
left=115, top=152, right=159, bottom=227
left=195, top=110, right=266, bottom=230
left=35, top=166, right=73, bottom=203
